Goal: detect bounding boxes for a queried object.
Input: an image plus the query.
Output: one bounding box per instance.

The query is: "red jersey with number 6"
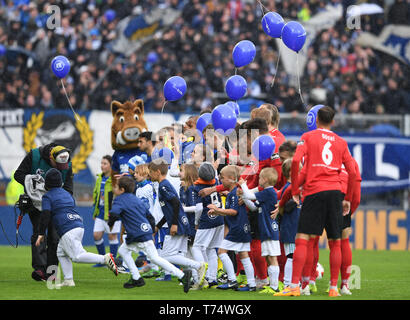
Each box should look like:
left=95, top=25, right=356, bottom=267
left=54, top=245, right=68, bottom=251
left=291, top=128, right=355, bottom=200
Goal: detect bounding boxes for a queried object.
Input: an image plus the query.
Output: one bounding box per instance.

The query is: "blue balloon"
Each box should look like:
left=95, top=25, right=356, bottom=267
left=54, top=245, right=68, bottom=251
left=163, top=76, right=187, bottom=101
left=281, top=21, right=307, bottom=53
left=232, top=40, right=256, bottom=68
left=225, top=75, right=247, bottom=101
left=51, top=55, right=70, bottom=79
left=252, top=135, right=276, bottom=161
left=306, top=105, right=324, bottom=131
left=147, top=51, right=158, bottom=63
left=225, top=101, right=240, bottom=116
left=261, top=12, right=285, bottom=38
left=152, top=147, right=174, bottom=165
left=0, top=44, right=6, bottom=56
left=105, top=9, right=116, bottom=22
left=196, top=112, right=212, bottom=134
left=211, top=104, right=237, bottom=136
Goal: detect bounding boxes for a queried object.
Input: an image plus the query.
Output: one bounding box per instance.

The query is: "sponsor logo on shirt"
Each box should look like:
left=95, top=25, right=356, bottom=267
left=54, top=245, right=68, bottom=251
left=67, top=213, right=83, bottom=221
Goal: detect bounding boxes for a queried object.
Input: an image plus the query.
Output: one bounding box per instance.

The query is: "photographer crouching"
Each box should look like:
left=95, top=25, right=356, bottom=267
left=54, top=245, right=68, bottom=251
left=14, top=143, right=73, bottom=281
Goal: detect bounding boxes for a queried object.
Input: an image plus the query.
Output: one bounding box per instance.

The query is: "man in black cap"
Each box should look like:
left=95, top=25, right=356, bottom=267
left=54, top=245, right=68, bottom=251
left=15, top=143, right=73, bottom=281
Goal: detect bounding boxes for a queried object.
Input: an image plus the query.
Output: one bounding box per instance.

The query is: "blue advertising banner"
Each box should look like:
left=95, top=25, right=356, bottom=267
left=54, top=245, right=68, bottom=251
left=1, top=207, right=409, bottom=250
left=286, top=133, right=410, bottom=194
left=1, top=108, right=410, bottom=195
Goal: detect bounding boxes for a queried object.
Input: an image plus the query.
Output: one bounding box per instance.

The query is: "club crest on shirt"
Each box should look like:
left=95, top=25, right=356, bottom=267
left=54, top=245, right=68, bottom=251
left=298, top=140, right=305, bottom=146
left=243, top=223, right=250, bottom=233
left=181, top=215, right=189, bottom=225
left=271, top=221, right=278, bottom=232
left=140, top=223, right=151, bottom=232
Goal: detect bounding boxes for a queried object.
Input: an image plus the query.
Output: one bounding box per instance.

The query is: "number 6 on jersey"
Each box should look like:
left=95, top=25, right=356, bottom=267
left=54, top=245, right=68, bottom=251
left=322, top=141, right=333, bottom=165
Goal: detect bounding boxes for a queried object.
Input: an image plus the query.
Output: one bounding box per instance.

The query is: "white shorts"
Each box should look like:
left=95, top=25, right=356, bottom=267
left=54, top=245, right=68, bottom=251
left=283, top=243, right=296, bottom=256
left=120, top=240, right=158, bottom=258
left=162, top=235, right=188, bottom=256
left=261, top=240, right=281, bottom=257
left=57, top=227, right=86, bottom=261
left=93, top=217, right=121, bottom=234
left=193, top=225, right=224, bottom=249
left=220, top=239, right=250, bottom=253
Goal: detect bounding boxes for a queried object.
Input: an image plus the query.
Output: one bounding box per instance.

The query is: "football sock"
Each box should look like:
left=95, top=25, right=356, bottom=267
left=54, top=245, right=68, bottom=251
left=268, top=265, right=280, bottom=290
left=206, top=248, right=218, bottom=282
left=250, top=240, right=268, bottom=280
left=341, top=238, right=352, bottom=284
left=302, top=238, right=315, bottom=288
left=95, top=238, right=105, bottom=256
left=310, top=236, right=320, bottom=281
left=328, top=239, right=342, bottom=287
left=241, top=257, right=256, bottom=288
left=291, top=238, right=308, bottom=287
left=219, top=253, right=236, bottom=282
left=284, top=258, right=293, bottom=287
left=58, top=255, right=73, bottom=280
left=109, top=239, right=119, bottom=258
left=278, top=243, right=286, bottom=282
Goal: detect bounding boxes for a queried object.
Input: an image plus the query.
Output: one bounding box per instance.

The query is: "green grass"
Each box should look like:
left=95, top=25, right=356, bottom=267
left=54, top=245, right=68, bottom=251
left=1, top=246, right=410, bottom=300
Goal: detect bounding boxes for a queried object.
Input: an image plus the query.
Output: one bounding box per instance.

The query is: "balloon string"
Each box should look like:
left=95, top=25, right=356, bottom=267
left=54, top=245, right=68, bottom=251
left=61, top=79, right=81, bottom=122
left=256, top=0, right=269, bottom=15
left=235, top=67, right=237, bottom=75
left=270, top=44, right=281, bottom=87
left=296, top=53, right=305, bottom=106
left=161, top=101, right=167, bottom=114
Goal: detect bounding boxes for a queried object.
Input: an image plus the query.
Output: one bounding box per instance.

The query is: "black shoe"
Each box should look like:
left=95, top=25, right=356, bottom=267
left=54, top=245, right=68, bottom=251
left=31, top=269, right=47, bottom=282
left=123, top=277, right=145, bottom=289
left=179, top=269, right=192, bottom=293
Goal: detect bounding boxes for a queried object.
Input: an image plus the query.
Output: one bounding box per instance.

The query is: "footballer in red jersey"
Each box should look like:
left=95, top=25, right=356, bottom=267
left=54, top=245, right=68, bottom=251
left=275, top=106, right=356, bottom=297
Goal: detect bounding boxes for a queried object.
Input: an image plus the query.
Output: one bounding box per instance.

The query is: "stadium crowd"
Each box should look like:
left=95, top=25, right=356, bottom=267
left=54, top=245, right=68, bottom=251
left=0, top=0, right=409, bottom=115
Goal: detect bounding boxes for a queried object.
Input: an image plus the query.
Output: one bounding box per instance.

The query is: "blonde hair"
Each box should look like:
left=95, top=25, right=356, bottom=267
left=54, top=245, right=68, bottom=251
left=181, top=163, right=199, bottom=191
left=260, top=167, right=278, bottom=186
left=220, top=165, right=240, bottom=182
left=134, top=164, right=149, bottom=178
left=259, top=103, right=280, bottom=128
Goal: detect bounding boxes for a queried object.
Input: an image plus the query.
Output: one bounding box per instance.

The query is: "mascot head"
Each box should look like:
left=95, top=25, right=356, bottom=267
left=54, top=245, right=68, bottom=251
left=111, top=99, right=148, bottom=150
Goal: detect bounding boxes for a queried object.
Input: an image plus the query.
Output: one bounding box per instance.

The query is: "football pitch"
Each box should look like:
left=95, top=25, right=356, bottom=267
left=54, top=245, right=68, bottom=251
left=1, top=246, right=409, bottom=300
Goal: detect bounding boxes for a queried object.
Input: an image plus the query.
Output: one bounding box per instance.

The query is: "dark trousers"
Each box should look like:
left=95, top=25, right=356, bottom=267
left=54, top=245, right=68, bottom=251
left=28, top=208, right=59, bottom=273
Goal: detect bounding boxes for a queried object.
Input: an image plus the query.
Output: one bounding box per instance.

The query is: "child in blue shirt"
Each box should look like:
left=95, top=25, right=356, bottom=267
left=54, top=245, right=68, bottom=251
left=239, top=167, right=282, bottom=293
left=148, top=160, right=208, bottom=288
left=192, top=162, right=225, bottom=288
left=35, top=168, right=118, bottom=287
left=108, top=175, right=192, bottom=292
left=207, top=165, right=256, bottom=291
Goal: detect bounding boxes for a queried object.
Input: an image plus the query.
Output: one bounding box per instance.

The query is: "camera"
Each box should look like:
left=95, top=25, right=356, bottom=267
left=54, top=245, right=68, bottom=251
left=16, top=194, right=32, bottom=214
